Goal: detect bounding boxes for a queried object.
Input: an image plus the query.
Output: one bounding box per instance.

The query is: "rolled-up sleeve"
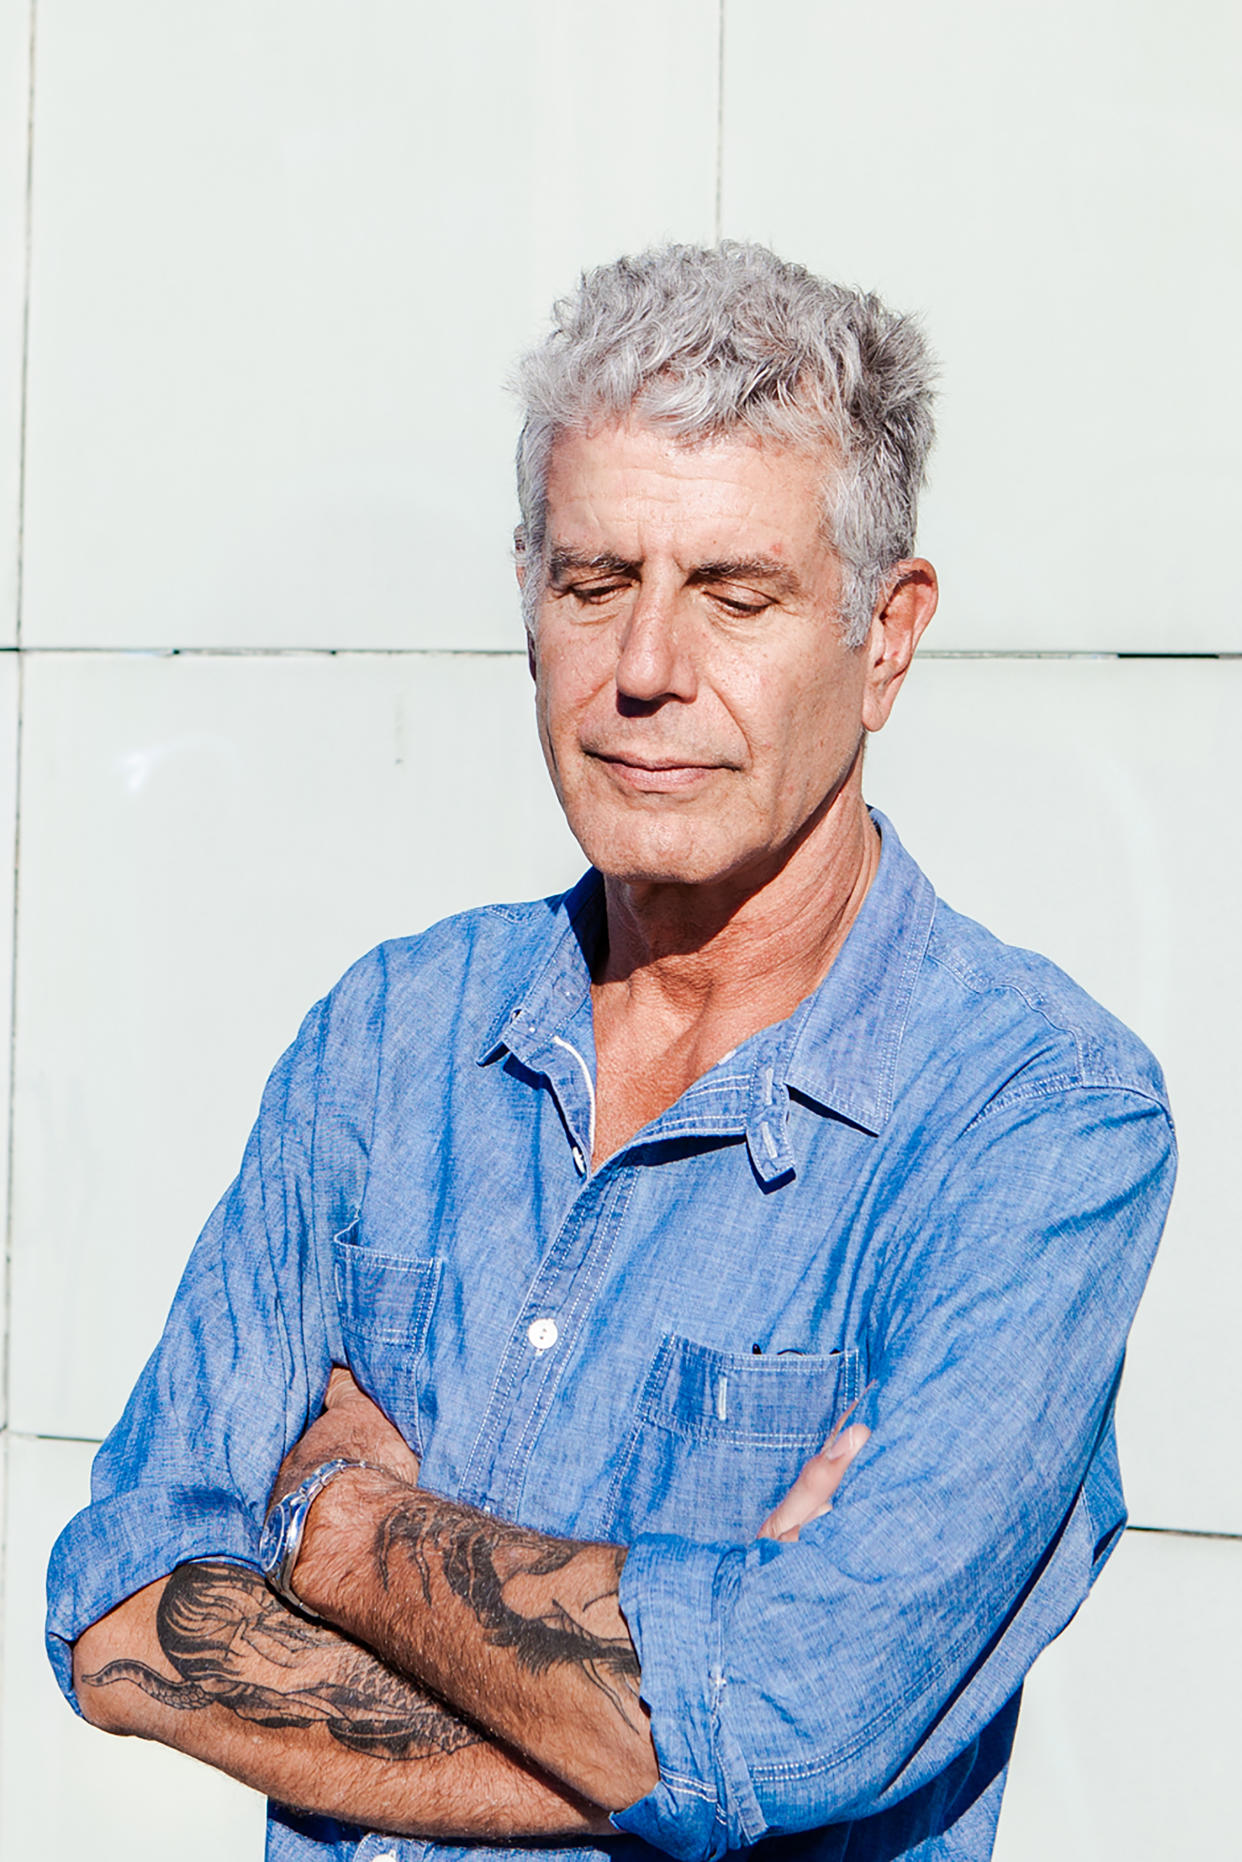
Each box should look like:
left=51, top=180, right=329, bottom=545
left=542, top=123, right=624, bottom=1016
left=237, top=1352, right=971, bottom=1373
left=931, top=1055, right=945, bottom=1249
left=614, top=1084, right=1175, bottom=1860
left=45, top=950, right=386, bottom=1709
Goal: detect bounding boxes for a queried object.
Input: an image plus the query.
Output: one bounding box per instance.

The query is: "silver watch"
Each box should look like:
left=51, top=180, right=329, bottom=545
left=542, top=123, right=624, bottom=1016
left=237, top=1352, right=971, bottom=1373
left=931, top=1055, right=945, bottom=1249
left=258, top=1458, right=374, bottom=1617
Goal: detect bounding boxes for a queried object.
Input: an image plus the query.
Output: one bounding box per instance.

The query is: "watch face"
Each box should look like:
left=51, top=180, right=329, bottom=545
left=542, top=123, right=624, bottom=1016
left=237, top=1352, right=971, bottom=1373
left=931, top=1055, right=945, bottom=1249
left=258, top=1500, right=288, bottom=1577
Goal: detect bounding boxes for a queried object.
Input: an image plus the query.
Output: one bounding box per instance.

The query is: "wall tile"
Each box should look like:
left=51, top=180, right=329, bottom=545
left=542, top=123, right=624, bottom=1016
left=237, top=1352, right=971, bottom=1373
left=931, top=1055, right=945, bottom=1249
left=0, top=1432, right=264, bottom=1861
left=0, top=654, right=18, bottom=1426
left=21, top=0, right=717, bottom=651
left=9, top=649, right=582, bottom=1438
left=721, top=0, right=1242, bottom=651
left=866, top=655, right=1242, bottom=1533
left=996, top=1528, right=1241, bottom=1861
left=0, top=0, right=29, bottom=645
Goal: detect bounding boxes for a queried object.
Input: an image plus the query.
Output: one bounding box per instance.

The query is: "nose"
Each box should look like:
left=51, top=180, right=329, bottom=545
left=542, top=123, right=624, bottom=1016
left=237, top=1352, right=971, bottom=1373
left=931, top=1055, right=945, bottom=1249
left=614, top=586, right=698, bottom=708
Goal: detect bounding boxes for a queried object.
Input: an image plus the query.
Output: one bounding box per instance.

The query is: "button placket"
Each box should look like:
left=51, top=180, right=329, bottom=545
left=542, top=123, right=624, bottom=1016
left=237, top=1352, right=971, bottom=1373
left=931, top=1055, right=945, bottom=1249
left=458, top=1164, right=634, bottom=1515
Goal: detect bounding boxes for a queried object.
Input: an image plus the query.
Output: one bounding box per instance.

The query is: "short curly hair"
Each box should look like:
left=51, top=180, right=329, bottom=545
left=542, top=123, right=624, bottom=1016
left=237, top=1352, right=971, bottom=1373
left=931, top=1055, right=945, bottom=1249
left=514, top=242, right=936, bottom=645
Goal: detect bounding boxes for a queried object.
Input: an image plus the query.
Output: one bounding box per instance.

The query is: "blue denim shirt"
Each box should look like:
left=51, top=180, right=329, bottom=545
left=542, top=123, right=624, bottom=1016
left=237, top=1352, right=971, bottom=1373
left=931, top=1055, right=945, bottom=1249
left=47, top=814, right=1175, bottom=1862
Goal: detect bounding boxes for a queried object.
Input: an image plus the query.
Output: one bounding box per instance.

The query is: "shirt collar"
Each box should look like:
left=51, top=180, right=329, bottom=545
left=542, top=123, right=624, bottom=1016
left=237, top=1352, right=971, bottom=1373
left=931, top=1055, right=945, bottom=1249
left=773, top=810, right=935, bottom=1135
left=478, top=810, right=935, bottom=1150
left=476, top=870, right=602, bottom=1071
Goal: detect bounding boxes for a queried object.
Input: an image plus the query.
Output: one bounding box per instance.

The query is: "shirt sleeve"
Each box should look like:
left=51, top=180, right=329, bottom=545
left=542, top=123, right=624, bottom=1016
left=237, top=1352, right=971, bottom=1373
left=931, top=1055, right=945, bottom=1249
left=44, top=950, right=386, bottom=1711
left=613, top=1082, right=1176, bottom=1861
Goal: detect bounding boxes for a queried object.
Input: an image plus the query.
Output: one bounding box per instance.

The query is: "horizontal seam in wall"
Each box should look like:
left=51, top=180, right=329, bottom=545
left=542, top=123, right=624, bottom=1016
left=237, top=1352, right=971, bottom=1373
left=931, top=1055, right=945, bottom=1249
left=1125, top=1523, right=1242, bottom=1543
left=0, top=646, right=1237, bottom=663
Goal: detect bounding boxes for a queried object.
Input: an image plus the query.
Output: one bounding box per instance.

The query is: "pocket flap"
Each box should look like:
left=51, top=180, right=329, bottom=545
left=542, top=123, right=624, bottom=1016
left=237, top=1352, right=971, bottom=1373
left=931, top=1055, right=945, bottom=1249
left=333, top=1230, right=442, bottom=1349
left=640, top=1334, right=860, bottom=1445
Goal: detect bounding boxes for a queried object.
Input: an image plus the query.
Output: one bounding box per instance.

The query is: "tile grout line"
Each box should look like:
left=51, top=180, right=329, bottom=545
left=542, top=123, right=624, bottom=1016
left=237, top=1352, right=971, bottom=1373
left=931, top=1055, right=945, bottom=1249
left=713, top=0, right=726, bottom=242
left=0, top=651, right=1236, bottom=666
left=14, top=0, right=34, bottom=653
left=0, top=646, right=1235, bottom=662
left=0, top=0, right=37, bottom=1778
left=1126, top=1523, right=1242, bottom=1543
left=3, top=657, right=23, bottom=1442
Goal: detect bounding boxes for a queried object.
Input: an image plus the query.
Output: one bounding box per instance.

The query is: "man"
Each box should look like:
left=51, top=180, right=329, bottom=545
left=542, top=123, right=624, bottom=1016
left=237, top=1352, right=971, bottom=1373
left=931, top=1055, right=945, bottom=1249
left=48, top=243, right=1174, bottom=1862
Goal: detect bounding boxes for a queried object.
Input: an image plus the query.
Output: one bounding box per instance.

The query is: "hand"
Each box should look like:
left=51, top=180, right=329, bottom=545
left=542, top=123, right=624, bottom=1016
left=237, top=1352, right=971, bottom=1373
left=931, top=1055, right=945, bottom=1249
left=268, top=1366, right=421, bottom=1510
left=757, top=1420, right=870, bottom=1542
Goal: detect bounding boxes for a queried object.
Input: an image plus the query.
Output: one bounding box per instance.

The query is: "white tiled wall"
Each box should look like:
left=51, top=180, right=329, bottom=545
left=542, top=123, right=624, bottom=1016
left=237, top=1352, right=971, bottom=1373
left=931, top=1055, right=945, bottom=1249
left=0, top=1435, right=263, bottom=1860
left=994, top=1528, right=1242, bottom=1861
left=2, top=4, right=1238, bottom=1859
left=0, top=0, right=27, bottom=649
left=21, top=0, right=717, bottom=651
left=865, top=657, right=1242, bottom=1536
left=721, top=0, right=1242, bottom=653
left=0, top=658, right=16, bottom=1429
left=9, top=650, right=580, bottom=1439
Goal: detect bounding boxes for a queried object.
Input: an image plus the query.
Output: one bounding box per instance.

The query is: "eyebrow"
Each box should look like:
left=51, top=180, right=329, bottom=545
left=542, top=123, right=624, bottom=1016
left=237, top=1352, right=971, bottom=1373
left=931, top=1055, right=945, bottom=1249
left=546, top=548, right=637, bottom=582
left=545, top=548, right=801, bottom=597
left=686, top=558, right=800, bottom=596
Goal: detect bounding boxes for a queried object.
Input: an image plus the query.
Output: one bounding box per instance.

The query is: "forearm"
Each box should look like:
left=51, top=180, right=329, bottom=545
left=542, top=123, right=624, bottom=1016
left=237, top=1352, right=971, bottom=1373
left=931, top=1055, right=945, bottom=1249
left=294, top=1470, right=660, bottom=1811
left=73, top=1561, right=608, bottom=1840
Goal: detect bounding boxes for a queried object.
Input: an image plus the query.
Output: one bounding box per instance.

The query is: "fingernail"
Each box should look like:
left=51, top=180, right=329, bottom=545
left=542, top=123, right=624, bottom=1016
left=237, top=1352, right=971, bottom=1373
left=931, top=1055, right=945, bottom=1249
left=828, top=1424, right=869, bottom=1460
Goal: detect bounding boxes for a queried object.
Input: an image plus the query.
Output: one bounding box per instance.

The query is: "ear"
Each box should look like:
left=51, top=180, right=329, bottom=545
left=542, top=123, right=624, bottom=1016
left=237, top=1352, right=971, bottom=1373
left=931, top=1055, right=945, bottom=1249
left=515, top=528, right=539, bottom=680
left=860, top=559, right=938, bottom=734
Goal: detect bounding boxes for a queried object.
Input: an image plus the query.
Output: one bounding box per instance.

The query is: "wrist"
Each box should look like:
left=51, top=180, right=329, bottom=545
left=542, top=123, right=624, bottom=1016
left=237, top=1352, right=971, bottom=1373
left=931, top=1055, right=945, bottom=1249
left=293, top=1462, right=406, bottom=1620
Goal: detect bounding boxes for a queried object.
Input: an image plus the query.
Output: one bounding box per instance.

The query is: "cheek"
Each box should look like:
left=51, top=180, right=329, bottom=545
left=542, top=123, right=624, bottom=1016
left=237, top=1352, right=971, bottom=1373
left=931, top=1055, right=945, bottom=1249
left=538, top=619, right=622, bottom=706
left=533, top=638, right=607, bottom=762
left=746, top=659, right=863, bottom=788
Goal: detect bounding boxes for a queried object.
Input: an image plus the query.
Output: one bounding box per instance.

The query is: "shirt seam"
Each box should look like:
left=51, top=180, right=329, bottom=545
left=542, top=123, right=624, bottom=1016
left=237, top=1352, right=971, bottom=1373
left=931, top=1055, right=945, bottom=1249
left=261, top=1010, right=325, bottom=1441
left=737, top=1635, right=963, bottom=1786
left=358, top=945, right=385, bottom=1218
left=962, top=1075, right=1175, bottom=1136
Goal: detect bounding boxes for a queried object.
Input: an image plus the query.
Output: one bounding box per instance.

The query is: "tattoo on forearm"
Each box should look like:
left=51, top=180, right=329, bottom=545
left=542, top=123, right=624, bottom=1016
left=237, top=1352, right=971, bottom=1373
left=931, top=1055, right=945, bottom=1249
left=82, top=1561, right=481, bottom=1761
left=374, top=1498, right=642, bottom=1723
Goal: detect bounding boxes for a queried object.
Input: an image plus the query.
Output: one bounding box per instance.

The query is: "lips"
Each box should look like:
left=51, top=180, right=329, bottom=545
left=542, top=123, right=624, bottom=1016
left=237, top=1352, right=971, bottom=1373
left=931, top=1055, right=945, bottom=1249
left=597, top=754, right=715, bottom=771
left=586, top=750, right=727, bottom=792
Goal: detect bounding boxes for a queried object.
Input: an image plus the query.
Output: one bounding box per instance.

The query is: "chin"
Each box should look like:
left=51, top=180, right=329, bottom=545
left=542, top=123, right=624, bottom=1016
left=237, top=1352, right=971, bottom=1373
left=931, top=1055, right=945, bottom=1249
left=569, top=817, right=744, bottom=890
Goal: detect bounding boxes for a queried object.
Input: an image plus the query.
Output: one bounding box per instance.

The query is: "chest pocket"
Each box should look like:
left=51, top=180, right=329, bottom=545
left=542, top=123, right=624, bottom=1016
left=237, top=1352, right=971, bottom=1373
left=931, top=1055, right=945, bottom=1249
left=333, top=1225, right=442, bottom=1455
left=602, top=1333, right=862, bottom=1543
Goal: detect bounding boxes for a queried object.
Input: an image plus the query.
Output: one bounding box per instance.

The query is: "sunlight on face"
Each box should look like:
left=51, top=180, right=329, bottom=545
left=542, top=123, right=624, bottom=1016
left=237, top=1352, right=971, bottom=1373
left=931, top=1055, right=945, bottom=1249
left=529, top=419, right=872, bottom=890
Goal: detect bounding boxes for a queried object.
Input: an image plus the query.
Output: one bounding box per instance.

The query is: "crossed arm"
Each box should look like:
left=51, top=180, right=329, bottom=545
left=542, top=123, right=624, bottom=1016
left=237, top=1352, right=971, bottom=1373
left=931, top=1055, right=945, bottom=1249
left=73, top=1371, right=865, bottom=1840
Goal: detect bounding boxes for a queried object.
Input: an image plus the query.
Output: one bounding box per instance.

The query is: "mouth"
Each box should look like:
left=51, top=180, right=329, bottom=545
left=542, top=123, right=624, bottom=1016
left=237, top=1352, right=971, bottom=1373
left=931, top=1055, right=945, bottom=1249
left=586, top=751, right=727, bottom=794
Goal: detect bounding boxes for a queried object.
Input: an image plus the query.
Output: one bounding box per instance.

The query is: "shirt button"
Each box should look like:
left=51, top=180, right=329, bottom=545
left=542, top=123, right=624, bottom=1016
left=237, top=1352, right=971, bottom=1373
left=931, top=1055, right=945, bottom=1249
left=571, top=1145, right=586, bottom=1174
left=527, top=1318, right=559, bottom=1352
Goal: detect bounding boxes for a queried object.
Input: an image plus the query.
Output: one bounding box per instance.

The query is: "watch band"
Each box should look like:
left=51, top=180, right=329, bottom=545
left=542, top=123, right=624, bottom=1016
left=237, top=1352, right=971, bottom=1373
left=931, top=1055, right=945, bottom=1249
left=259, top=1457, right=379, bottom=1618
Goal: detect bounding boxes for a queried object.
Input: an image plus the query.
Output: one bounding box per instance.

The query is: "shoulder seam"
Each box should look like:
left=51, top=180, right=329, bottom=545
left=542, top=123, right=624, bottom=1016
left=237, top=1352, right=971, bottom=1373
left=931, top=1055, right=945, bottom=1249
left=923, top=946, right=1164, bottom=1091
left=925, top=945, right=1087, bottom=1041
left=963, top=1075, right=1174, bottom=1136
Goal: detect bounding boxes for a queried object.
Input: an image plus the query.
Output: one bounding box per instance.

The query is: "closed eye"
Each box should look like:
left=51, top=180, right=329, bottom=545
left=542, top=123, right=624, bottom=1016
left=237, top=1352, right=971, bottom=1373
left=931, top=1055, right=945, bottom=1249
left=711, top=592, right=773, bottom=616
left=565, top=580, right=631, bottom=605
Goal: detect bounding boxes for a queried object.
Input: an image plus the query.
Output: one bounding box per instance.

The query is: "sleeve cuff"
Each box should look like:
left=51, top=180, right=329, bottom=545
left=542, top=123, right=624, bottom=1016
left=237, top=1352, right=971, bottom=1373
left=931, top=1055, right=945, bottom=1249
left=612, top=1532, right=763, bottom=1862
left=45, top=1484, right=263, bottom=1713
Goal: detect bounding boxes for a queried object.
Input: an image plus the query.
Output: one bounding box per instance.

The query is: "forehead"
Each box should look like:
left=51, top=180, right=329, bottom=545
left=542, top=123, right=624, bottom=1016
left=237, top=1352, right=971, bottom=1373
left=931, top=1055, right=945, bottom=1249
left=543, top=419, right=832, bottom=559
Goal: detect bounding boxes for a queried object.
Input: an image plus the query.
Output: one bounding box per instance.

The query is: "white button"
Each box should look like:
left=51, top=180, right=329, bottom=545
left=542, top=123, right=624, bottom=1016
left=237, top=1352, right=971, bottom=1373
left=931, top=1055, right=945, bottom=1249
left=527, top=1318, right=559, bottom=1352
left=373, top=1853, right=398, bottom=1862
left=571, top=1145, right=586, bottom=1174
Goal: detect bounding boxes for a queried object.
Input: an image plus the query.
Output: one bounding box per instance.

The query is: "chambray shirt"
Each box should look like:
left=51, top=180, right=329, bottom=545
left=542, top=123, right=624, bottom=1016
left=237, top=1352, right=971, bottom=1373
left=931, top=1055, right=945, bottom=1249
left=47, top=814, right=1175, bottom=1862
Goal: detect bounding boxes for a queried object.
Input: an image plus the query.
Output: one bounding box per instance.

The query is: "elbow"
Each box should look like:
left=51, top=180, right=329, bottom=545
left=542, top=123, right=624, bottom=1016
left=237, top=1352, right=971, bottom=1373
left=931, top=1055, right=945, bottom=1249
left=72, top=1614, right=144, bottom=1734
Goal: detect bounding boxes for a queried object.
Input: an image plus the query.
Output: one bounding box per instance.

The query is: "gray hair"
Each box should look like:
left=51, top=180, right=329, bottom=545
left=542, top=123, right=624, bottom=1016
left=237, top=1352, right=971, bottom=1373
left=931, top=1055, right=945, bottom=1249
left=514, top=242, right=936, bottom=646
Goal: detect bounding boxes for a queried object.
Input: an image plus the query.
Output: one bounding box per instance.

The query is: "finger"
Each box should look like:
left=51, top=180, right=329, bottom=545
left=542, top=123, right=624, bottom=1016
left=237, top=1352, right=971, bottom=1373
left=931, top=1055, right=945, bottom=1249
left=757, top=1424, right=870, bottom=1540
left=323, top=1364, right=366, bottom=1409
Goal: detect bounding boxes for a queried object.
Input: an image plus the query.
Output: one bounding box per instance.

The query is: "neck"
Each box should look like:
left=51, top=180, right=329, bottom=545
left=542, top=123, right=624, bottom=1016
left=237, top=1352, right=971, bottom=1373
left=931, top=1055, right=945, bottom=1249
left=597, top=781, right=880, bottom=1028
